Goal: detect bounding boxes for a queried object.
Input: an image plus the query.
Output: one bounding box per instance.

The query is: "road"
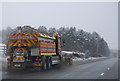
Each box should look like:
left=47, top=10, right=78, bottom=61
left=1, top=57, right=118, bottom=80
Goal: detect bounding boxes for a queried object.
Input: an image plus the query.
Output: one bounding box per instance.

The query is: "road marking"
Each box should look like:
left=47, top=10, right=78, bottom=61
left=107, top=68, right=110, bottom=70
left=100, top=73, right=104, bottom=76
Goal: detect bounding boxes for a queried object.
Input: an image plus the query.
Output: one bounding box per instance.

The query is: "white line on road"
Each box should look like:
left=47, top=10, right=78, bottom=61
left=100, top=73, right=104, bottom=76
left=107, top=67, right=110, bottom=70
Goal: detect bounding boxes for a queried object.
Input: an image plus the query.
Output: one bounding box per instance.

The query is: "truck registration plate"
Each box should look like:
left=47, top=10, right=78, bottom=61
left=14, top=64, right=21, bottom=67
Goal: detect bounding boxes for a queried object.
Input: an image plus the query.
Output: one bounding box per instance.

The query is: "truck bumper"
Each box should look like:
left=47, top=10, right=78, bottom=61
left=8, top=62, right=26, bottom=69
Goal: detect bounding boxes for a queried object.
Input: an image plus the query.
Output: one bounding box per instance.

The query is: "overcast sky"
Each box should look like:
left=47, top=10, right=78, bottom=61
left=2, top=2, right=118, bottom=50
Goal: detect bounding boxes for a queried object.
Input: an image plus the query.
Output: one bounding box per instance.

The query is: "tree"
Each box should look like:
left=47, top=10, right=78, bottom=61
left=38, top=26, right=47, bottom=32
left=1, top=25, right=110, bottom=57
left=48, top=27, right=57, bottom=35
left=2, top=27, right=13, bottom=44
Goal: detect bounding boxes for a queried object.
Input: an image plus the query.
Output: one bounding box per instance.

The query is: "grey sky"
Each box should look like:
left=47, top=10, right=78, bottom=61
left=2, top=2, right=118, bottom=50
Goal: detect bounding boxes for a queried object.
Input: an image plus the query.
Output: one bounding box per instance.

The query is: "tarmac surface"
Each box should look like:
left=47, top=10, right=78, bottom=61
left=1, top=57, right=118, bottom=80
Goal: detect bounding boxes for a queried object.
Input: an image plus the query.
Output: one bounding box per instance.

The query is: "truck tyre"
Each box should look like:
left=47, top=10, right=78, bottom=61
left=47, top=57, right=51, bottom=70
left=43, top=61, right=47, bottom=70
left=41, top=56, right=47, bottom=70
left=59, top=55, right=61, bottom=60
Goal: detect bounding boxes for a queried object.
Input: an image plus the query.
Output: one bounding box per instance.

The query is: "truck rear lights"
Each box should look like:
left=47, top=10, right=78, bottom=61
left=36, top=58, right=38, bottom=61
left=8, top=58, right=11, bottom=60
left=9, top=58, right=11, bottom=60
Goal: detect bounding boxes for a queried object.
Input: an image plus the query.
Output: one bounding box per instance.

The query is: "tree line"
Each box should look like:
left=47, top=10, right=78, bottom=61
left=1, top=26, right=110, bottom=57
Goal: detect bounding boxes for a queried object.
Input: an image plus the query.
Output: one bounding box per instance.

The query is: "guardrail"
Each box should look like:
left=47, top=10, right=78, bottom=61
left=0, top=44, right=6, bottom=54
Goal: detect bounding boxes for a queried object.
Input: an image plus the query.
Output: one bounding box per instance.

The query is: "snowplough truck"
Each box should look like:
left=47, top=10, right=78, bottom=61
left=5, top=25, right=64, bottom=70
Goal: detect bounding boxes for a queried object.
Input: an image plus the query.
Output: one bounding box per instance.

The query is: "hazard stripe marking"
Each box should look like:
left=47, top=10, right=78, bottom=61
left=13, top=40, right=20, bottom=46
left=30, top=39, right=35, bottom=44
left=26, top=40, right=30, bottom=43
left=9, top=43, right=13, bottom=46
left=33, top=63, right=41, bottom=66
left=35, top=33, right=38, bottom=38
left=33, top=35, right=38, bottom=41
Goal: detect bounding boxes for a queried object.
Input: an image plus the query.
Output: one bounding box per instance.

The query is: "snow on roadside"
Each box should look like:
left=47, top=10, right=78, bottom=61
left=92, top=56, right=107, bottom=59
left=73, top=57, right=83, bottom=61
left=61, top=51, right=73, bottom=54
left=72, top=56, right=107, bottom=62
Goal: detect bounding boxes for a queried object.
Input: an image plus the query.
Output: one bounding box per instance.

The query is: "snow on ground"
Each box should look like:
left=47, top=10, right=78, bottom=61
left=61, top=51, right=73, bottom=54
left=0, top=44, right=6, bottom=51
left=0, top=44, right=6, bottom=46
left=72, top=57, right=107, bottom=62
left=90, top=57, right=107, bottom=60
left=0, top=43, right=6, bottom=54
left=72, top=57, right=83, bottom=61
left=61, top=51, right=107, bottom=62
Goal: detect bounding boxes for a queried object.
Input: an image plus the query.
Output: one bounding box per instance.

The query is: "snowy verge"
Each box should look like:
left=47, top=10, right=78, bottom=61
left=72, top=56, right=108, bottom=65
left=73, top=57, right=107, bottom=61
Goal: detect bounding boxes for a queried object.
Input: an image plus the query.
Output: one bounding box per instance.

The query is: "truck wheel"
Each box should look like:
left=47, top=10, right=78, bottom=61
left=47, top=57, right=51, bottom=70
left=59, top=55, right=61, bottom=60
left=43, top=61, right=47, bottom=70
left=41, top=56, right=47, bottom=70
